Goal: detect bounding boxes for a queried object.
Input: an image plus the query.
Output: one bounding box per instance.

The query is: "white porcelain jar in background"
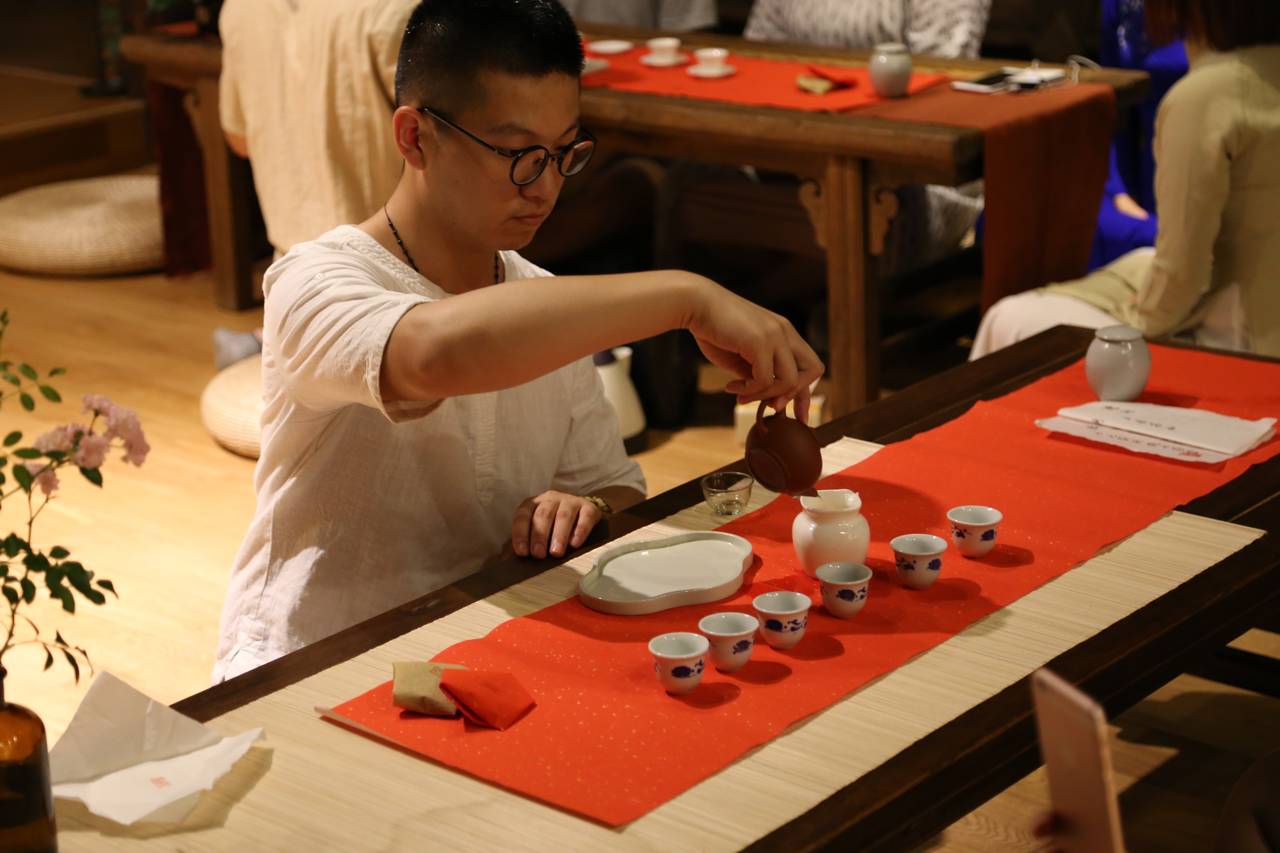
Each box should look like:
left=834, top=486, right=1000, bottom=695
left=869, top=42, right=912, bottom=98
left=1085, top=325, right=1151, bottom=401
left=792, top=489, right=871, bottom=577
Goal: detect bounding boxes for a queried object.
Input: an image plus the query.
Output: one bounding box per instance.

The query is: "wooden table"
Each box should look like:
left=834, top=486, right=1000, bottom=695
left=119, top=29, right=1147, bottom=414
left=58, top=326, right=1270, bottom=852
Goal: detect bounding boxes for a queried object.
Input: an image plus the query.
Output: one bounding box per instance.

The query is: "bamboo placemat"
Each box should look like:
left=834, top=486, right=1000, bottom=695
left=57, top=438, right=1264, bottom=851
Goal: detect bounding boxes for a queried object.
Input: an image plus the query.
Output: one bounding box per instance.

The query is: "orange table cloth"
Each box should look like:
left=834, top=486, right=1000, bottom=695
left=326, top=345, right=1280, bottom=826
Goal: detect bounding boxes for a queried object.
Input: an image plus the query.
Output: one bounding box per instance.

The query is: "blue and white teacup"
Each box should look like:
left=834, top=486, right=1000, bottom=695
left=814, top=561, right=872, bottom=618
left=946, top=505, right=1003, bottom=558
left=752, top=590, right=811, bottom=650
left=890, top=533, right=948, bottom=589
left=698, top=612, right=759, bottom=672
left=648, top=632, right=709, bottom=695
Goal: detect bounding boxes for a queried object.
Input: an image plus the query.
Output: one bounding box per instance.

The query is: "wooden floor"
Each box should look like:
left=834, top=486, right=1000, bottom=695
left=0, top=265, right=1275, bottom=850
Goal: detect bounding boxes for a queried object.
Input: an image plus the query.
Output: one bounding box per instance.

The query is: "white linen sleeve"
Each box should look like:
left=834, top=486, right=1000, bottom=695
left=1136, top=71, right=1236, bottom=338
left=743, top=0, right=790, bottom=42
left=264, top=258, right=434, bottom=422
left=217, top=1, right=247, bottom=137
left=550, top=358, right=646, bottom=499
left=905, top=0, right=991, bottom=59
left=658, top=0, right=718, bottom=31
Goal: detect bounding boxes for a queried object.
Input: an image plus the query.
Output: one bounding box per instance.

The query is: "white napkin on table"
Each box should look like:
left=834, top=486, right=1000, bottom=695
left=1036, top=401, right=1275, bottom=464
left=49, top=671, right=263, bottom=825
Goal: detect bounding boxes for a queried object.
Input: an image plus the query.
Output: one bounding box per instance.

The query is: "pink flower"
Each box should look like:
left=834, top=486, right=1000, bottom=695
left=73, top=433, right=109, bottom=469
left=33, top=424, right=85, bottom=455
left=82, top=394, right=149, bottom=466
left=21, top=462, right=59, bottom=497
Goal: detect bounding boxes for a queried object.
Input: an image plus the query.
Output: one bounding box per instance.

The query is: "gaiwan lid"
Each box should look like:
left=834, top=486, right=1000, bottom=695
left=799, top=489, right=862, bottom=513
left=1095, top=324, right=1143, bottom=343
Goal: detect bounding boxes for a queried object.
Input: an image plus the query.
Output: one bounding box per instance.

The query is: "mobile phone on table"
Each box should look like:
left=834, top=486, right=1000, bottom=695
left=951, top=69, right=1013, bottom=93
left=1031, top=668, right=1125, bottom=853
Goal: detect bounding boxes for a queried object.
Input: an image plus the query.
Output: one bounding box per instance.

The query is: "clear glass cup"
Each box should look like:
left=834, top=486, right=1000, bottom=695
left=700, top=471, right=754, bottom=517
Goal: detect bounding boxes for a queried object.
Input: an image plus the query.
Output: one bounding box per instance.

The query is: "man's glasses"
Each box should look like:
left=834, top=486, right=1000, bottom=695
left=418, top=107, right=596, bottom=187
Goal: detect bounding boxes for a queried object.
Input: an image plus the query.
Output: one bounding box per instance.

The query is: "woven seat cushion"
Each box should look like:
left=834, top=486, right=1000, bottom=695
left=201, top=354, right=263, bottom=460
left=0, top=174, right=163, bottom=276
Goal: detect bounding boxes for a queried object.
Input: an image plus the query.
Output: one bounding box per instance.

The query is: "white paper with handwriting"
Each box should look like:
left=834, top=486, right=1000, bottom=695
left=1036, top=401, right=1275, bottom=464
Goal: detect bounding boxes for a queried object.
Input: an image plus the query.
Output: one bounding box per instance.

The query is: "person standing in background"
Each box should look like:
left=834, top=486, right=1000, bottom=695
left=558, top=0, right=716, bottom=31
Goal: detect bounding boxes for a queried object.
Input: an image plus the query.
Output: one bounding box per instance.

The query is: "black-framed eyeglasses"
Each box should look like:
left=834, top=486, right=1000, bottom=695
left=418, top=106, right=596, bottom=187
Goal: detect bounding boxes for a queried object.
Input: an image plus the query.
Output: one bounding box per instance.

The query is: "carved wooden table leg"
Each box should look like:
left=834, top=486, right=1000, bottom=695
left=191, top=76, right=259, bottom=309
left=813, top=156, right=872, bottom=417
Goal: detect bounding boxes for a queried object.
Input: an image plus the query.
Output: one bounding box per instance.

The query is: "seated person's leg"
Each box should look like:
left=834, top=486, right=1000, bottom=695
left=970, top=291, right=1118, bottom=360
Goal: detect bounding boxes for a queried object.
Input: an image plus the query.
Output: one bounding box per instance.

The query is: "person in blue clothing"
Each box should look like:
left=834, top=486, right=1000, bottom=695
left=1089, top=0, right=1188, bottom=270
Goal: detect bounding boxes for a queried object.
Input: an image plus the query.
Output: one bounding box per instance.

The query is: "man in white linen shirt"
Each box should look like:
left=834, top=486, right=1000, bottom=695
left=213, top=0, right=824, bottom=681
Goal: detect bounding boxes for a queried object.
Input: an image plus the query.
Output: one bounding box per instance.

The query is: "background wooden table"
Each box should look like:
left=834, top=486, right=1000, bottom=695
left=124, top=326, right=1277, bottom=851
left=119, top=30, right=1147, bottom=415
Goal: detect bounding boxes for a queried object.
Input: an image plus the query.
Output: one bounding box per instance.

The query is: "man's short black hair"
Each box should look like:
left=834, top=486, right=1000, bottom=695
left=395, top=0, right=584, bottom=114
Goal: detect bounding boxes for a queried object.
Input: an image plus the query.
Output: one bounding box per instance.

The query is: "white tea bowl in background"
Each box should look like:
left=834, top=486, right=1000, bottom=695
left=698, top=611, right=759, bottom=672
left=814, top=561, right=872, bottom=618
left=946, top=506, right=1003, bottom=558
left=752, top=590, right=812, bottom=650
left=648, top=631, right=708, bottom=695
left=889, top=533, right=947, bottom=589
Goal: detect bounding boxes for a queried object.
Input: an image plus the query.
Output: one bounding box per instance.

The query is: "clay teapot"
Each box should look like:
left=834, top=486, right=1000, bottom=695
left=745, top=401, right=822, bottom=495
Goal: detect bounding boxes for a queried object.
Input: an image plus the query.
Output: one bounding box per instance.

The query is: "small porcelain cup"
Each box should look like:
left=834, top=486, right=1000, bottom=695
left=752, top=590, right=811, bottom=650
left=947, top=506, right=1003, bottom=558
left=698, top=612, right=759, bottom=672
left=814, top=562, right=872, bottom=618
left=646, top=37, right=682, bottom=63
left=649, top=632, right=708, bottom=695
left=890, top=534, right=947, bottom=589
left=693, top=47, right=729, bottom=73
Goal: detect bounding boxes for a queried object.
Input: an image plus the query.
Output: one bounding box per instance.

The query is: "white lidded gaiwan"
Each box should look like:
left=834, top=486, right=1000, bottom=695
left=791, top=488, right=871, bottom=578
left=1086, top=324, right=1151, bottom=401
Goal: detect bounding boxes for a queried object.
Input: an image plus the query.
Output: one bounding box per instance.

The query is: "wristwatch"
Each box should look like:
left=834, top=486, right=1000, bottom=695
left=584, top=495, right=613, bottom=515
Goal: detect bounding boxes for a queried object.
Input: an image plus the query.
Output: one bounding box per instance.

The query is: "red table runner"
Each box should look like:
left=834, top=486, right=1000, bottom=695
left=325, top=345, right=1280, bottom=826
left=580, top=45, right=948, bottom=112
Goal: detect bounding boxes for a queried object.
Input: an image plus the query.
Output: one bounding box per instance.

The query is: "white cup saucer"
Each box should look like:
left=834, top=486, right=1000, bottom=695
left=687, top=63, right=736, bottom=79
left=640, top=52, right=689, bottom=68
left=586, top=39, right=633, bottom=55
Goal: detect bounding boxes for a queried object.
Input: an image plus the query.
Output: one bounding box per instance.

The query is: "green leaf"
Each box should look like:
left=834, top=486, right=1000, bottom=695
left=54, top=630, right=66, bottom=646
left=68, top=569, right=104, bottom=605
left=1, top=586, right=16, bottom=605
left=48, top=367, right=66, bottom=377
left=19, top=392, right=34, bottom=412
left=38, top=385, right=60, bottom=403
left=79, top=466, right=103, bottom=487
left=20, top=577, right=34, bottom=603
left=43, top=450, right=65, bottom=462
left=43, top=648, right=53, bottom=671
left=13, top=448, right=40, bottom=459
left=11, top=464, right=30, bottom=493
left=63, top=648, right=80, bottom=682
left=97, top=579, right=117, bottom=598
left=56, top=587, right=75, bottom=613
left=2, top=431, right=19, bottom=447
left=17, top=364, right=36, bottom=381
left=2, top=373, right=20, bottom=387
left=23, top=553, right=50, bottom=573
left=2, top=535, right=22, bottom=558
left=0, top=471, right=6, bottom=486
left=50, top=546, right=69, bottom=559
left=0, top=563, right=7, bottom=578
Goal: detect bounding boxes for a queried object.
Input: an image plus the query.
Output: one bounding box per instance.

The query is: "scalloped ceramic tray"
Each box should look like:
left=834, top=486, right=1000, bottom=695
left=578, top=532, right=754, bottom=616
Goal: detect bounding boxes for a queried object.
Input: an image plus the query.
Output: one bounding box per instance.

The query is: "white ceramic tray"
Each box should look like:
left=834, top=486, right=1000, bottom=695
left=578, top=532, right=753, bottom=616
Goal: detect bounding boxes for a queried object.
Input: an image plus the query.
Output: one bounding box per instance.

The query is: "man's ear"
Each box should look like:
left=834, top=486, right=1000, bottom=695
left=392, top=106, right=430, bottom=170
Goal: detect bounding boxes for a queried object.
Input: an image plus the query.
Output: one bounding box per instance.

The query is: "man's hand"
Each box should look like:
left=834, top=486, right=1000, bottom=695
left=511, top=490, right=605, bottom=559
left=685, top=281, right=825, bottom=422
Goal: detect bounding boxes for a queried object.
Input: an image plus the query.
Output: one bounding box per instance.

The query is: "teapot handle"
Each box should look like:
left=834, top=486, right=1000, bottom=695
left=755, top=400, right=770, bottom=430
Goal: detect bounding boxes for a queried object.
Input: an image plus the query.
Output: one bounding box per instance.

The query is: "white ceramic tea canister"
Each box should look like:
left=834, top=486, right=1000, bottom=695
left=792, top=489, right=871, bottom=577
left=1085, top=324, right=1151, bottom=401
left=869, top=42, right=912, bottom=98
